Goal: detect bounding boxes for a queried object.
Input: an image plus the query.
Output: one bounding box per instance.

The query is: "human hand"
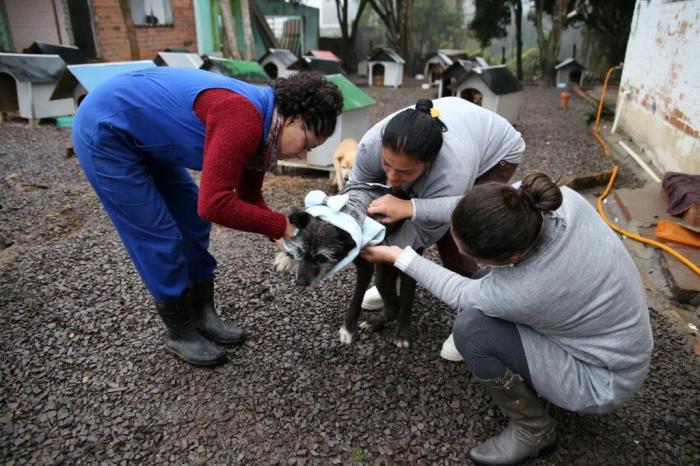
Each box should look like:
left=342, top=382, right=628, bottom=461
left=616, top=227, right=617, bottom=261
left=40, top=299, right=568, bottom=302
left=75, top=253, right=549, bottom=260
left=283, top=217, right=298, bottom=239
left=367, top=195, right=413, bottom=224
left=360, top=245, right=403, bottom=264
left=274, top=238, right=287, bottom=252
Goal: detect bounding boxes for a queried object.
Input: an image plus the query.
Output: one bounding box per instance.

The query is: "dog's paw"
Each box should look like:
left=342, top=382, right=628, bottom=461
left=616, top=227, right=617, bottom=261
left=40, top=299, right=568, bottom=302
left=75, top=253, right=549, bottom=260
left=392, top=337, right=410, bottom=349
left=339, top=325, right=355, bottom=345
left=274, top=252, right=295, bottom=273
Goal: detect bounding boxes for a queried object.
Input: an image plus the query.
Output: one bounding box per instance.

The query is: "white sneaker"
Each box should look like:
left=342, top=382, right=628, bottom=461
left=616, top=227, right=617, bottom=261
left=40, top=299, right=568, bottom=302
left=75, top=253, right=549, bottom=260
left=362, top=279, right=402, bottom=310
left=361, top=286, right=383, bottom=310
left=440, top=334, right=464, bottom=362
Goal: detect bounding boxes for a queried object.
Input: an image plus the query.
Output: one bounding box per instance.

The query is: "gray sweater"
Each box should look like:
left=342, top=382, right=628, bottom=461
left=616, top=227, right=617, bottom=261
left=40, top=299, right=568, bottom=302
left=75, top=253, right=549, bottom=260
left=348, top=97, right=525, bottom=250
left=394, top=188, right=653, bottom=414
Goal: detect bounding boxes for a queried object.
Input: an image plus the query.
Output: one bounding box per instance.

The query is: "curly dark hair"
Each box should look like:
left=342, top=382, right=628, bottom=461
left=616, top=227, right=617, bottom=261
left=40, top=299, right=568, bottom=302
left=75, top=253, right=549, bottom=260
left=273, top=71, right=343, bottom=138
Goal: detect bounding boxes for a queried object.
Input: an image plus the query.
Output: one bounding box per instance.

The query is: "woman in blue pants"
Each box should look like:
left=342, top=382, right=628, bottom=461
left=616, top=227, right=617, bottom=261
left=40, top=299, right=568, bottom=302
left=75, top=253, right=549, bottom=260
left=73, top=68, right=342, bottom=366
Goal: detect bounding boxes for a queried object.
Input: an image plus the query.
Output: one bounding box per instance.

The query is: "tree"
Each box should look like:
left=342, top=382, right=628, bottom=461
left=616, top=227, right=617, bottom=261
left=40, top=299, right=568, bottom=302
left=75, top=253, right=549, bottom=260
left=118, top=0, right=140, bottom=60
left=470, top=0, right=524, bottom=80
left=368, top=0, right=415, bottom=72
left=333, top=0, right=370, bottom=72
left=567, top=0, right=636, bottom=65
left=413, top=0, right=466, bottom=59
left=220, top=0, right=242, bottom=59
left=240, top=0, right=255, bottom=61
left=532, top=0, right=566, bottom=86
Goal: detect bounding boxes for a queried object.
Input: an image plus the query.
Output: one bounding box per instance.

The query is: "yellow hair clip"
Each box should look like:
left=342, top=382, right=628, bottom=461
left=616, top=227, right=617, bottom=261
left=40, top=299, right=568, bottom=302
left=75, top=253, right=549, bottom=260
left=430, top=107, right=440, bottom=119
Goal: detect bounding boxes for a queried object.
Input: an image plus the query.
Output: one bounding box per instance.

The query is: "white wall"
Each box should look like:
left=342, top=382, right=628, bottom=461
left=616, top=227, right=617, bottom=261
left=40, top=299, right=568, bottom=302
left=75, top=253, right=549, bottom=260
left=304, top=0, right=361, bottom=38
left=617, top=0, right=700, bottom=174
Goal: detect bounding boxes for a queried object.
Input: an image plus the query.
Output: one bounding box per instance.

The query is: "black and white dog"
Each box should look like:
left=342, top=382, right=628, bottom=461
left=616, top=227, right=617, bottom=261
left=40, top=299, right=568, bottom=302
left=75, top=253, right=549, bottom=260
left=274, top=184, right=418, bottom=348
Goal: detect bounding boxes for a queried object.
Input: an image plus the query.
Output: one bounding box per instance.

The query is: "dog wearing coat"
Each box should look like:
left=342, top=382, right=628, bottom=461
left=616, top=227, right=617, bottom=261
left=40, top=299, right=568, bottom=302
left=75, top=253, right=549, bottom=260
left=274, top=183, right=418, bottom=348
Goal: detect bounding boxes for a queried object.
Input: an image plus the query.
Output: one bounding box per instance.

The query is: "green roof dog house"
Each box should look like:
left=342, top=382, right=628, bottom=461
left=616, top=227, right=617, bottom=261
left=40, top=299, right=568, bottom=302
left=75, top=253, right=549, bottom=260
left=305, top=74, right=375, bottom=167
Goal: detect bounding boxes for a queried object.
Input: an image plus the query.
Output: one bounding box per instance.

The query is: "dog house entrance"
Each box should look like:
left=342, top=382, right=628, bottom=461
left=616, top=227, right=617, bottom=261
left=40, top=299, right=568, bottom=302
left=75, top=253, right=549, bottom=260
left=264, top=63, right=278, bottom=79
left=460, top=88, right=483, bottom=106
left=372, top=64, right=385, bottom=86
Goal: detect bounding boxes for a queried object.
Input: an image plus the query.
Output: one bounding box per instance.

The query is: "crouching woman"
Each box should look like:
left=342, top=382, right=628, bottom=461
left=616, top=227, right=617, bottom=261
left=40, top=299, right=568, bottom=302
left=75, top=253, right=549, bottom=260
left=361, top=172, right=653, bottom=464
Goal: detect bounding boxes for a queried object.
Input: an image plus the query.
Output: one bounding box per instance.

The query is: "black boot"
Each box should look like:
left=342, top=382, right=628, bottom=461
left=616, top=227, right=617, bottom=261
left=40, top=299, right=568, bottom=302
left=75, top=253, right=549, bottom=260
left=469, top=369, right=556, bottom=465
left=189, top=277, right=246, bottom=345
left=156, top=290, right=225, bottom=366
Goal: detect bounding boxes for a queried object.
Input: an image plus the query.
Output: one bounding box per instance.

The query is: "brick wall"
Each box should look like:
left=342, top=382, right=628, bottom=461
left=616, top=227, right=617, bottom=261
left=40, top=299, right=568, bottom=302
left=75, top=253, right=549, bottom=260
left=618, top=0, right=700, bottom=174
left=91, top=0, right=197, bottom=62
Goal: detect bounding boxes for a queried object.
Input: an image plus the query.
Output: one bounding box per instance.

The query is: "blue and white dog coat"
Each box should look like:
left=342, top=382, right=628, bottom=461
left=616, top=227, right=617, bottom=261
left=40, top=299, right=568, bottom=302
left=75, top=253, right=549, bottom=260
left=285, top=183, right=389, bottom=276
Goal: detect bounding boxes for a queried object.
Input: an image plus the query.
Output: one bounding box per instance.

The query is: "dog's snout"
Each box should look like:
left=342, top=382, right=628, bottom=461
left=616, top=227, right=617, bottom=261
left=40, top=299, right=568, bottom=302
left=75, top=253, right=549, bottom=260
left=295, top=276, right=312, bottom=287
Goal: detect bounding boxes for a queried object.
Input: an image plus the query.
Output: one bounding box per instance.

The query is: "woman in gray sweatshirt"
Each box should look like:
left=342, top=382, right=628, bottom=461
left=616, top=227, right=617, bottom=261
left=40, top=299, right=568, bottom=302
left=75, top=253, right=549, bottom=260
left=349, top=97, right=525, bottom=322
left=361, top=172, right=653, bottom=465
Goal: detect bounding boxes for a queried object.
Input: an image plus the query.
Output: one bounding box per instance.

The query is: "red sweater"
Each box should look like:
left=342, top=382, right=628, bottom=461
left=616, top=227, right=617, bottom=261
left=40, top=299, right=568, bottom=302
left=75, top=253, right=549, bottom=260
left=194, top=89, right=287, bottom=239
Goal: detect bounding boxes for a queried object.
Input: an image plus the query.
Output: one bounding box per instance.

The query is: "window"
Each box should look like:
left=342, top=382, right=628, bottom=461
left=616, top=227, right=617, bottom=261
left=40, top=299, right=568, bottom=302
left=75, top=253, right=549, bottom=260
left=131, top=0, right=173, bottom=27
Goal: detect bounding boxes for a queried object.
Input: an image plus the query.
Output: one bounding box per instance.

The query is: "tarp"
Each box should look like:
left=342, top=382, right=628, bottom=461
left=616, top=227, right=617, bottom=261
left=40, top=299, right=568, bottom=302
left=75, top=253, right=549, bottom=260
left=201, top=57, right=271, bottom=84
left=259, top=48, right=297, bottom=68
left=288, top=57, right=345, bottom=76
left=0, top=53, right=65, bottom=82
left=23, top=42, right=86, bottom=65
left=51, top=60, right=156, bottom=100
left=153, top=52, right=204, bottom=68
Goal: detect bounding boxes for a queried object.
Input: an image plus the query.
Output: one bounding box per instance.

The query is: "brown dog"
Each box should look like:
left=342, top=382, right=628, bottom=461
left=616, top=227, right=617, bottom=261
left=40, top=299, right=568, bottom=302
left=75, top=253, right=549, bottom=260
left=331, top=138, right=357, bottom=191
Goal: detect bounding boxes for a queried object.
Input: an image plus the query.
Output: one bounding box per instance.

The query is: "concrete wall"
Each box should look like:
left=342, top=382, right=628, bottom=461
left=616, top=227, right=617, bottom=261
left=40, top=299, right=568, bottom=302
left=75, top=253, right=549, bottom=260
left=4, top=0, right=71, bottom=51
left=618, top=0, right=700, bottom=174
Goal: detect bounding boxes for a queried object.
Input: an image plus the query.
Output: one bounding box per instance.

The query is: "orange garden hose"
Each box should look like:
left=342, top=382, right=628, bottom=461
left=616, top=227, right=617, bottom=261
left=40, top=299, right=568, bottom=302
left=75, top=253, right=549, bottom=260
left=593, top=66, right=700, bottom=277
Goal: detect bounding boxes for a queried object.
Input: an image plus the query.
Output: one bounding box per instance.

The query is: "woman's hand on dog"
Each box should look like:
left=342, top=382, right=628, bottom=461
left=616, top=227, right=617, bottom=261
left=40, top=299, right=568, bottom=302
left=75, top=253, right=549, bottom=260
left=368, top=195, right=413, bottom=224
left=360, top=245, right=403, bottom=264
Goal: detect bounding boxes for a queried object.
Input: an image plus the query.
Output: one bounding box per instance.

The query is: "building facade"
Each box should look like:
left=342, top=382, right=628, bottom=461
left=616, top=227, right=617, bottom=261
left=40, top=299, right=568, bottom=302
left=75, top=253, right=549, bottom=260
left=617, top=0, right=700, bottom=174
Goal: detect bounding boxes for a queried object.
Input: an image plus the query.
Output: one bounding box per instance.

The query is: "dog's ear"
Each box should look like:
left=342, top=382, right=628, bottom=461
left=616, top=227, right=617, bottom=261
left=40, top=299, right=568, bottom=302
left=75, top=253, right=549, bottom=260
left=288, top=208, right=312, bottom=229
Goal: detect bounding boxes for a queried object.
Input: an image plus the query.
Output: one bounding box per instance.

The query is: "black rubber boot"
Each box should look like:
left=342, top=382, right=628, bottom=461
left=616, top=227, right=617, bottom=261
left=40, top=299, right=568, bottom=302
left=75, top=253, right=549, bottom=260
left=189, top=277, right=246, bottom=345
left=468, top=369, right=557, bottom=465
left=156, top=289, right=226, bottom=367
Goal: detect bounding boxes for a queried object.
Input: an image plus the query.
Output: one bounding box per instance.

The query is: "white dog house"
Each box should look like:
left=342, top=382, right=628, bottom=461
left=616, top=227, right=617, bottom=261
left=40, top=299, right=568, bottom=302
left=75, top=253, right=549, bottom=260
left=452, top=65, right=524, bottom=124
left=367, top=48, right=404, bottom=87
left=259, top=48, right=297, bottom=79
left=51, top=61, right=157, bottom=109
left=424, top=52, right=453, bottom=85
left=153, top=52, right=204, bottom=68
left=0, top=53, right=73, bottom=121
left=554, top=58, right=585, bottom=88
left=304, top=74, right=375, bottom=167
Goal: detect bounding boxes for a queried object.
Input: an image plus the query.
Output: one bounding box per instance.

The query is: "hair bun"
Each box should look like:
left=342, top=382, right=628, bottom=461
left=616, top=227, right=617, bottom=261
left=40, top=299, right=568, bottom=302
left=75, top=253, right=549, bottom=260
left=520, top=172, right=563, bottom=212
left=415, top=99, right=433, bottom=114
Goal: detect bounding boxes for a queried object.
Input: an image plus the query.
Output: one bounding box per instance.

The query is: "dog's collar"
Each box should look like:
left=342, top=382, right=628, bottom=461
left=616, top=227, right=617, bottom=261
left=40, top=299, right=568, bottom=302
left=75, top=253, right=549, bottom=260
left=284, top=189, right=386, bottom=276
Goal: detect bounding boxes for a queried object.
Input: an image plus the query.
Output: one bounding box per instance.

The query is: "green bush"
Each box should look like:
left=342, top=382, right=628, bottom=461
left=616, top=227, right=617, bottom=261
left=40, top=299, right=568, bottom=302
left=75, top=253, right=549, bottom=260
left=506, top=47, right=541, bottom=81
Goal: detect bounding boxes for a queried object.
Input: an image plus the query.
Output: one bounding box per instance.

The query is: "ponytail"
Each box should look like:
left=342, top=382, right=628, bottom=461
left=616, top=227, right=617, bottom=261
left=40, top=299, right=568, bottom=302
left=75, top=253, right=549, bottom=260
left=451, top=172, right=562, bottom=261
left=381, top=99, right=447, bottom=164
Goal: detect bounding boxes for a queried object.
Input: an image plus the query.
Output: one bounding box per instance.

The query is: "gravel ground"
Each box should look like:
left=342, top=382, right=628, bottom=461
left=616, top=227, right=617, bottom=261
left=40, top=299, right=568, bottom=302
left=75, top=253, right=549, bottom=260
left=1, top=84, right=698, bottom=465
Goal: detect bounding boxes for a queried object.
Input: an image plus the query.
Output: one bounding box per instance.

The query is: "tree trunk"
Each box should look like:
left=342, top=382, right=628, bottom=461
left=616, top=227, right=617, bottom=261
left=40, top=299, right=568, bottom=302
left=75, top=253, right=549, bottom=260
left=240, top=0, right=255, bottom=61
left=118, top=0, right=140, bottom=60
left=514, top=0, right=523, bottom=81
left=533, top=0, right=564, bottom=86
left=220, top=0, right=242, bottom=59
left=368, top=0, right=414, bottom=74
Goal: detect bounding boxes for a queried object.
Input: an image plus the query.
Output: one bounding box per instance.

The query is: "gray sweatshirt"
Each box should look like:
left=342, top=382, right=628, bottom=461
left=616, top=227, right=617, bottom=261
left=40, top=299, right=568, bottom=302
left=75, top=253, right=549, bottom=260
left=348, top=97, right=525, bottom=250
left=394, top=187, right=653, bottom=414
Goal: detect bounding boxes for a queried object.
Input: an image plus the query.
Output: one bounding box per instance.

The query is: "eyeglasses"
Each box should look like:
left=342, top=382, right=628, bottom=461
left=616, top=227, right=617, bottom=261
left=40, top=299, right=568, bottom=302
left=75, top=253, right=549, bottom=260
left=302, top=122, right=313, bottom=152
